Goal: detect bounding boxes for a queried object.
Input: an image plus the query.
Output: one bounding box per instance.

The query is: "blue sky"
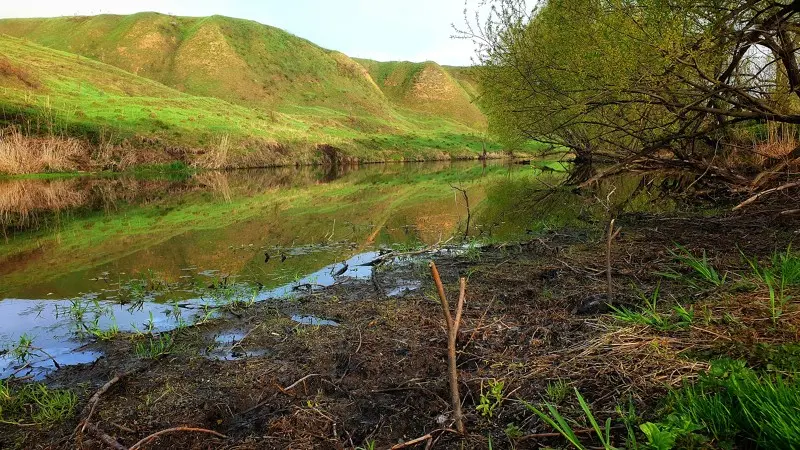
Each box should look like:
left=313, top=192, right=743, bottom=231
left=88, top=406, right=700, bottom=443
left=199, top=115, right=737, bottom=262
left=0, top=0, right=480, bottom=65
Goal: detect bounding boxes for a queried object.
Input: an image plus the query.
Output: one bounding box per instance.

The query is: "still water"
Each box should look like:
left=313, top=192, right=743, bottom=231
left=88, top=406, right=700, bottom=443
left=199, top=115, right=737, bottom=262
left=0, top=161, right=682, bottom=377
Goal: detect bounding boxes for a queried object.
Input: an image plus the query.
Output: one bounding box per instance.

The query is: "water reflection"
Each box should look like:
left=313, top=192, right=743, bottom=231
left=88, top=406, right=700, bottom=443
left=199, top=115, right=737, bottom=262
left=0, top=161, right=706, bottom=378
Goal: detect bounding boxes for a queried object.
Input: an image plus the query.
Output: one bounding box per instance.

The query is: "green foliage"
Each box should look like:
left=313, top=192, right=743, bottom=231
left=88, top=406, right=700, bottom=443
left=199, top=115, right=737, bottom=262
left=355, top=440, right=376, bottom=450
left=661, top=359, right=800, bottom=449
left=0, top=381, right=77, bottom=425
left=504, top=422, right=524, bottom=439
left=609, top=284, right=693, bottom=331
left=477, top=379, right=505, bottom=418
left=524, top=388, right=617, bottom=450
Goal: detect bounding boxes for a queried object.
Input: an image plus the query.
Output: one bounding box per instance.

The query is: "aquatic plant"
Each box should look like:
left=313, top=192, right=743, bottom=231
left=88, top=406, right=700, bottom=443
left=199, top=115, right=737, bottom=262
left=134, top=334, right=173, bottom=359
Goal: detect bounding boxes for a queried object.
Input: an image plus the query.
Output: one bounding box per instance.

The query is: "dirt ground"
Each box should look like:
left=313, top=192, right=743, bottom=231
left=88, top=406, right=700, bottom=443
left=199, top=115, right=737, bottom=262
left=2, top=200, right=799, bottom=450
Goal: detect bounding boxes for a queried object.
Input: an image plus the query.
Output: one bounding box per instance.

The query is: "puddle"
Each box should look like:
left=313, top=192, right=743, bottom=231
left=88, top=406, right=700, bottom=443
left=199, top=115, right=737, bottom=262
left=386, top=279, right=422, bottom=297
left=291, top=315, right=340, bottom=327
left=203, top=331, right=271, bottom=361
left=0, top=250, right=378, bottom=377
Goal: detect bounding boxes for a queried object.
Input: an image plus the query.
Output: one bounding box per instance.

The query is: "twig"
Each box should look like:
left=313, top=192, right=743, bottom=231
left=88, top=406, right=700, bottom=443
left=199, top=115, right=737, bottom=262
left=606, top=219, right=622, bottom=302
left=391, top=433, right=433, bottom=449
left=429, top=261, right=466, bottom=434
left=229, top=324, right=261, bottom=351
left=282, top=373, right=321, bottom=391
left=450, top=185, right=471, bottom=239
left=77, top=366, right=146, bottom=434
left=84, top=423, right=126, bottom=450
left=733, top=180, right=800, bottom=210
left=128, top=427, right=227, bottom=450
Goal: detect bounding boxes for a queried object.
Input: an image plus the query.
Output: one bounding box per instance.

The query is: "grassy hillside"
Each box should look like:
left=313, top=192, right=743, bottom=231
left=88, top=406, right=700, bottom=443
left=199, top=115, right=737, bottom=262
left=0, top=13, right=392, bottom=116
left=0, top=13, right=499, bottom=173
left=355, top=59, right=486, bottom=128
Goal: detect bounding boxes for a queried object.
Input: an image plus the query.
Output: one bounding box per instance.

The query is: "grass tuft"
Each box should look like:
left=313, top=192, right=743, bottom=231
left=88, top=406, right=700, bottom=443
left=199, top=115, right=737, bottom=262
left=0, top=381, right=77, bottom=426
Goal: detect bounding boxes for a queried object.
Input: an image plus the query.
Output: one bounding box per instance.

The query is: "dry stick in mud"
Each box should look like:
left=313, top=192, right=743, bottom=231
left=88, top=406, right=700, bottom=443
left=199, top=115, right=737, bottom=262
left=127, top=427, right=227, bottom=450
left=606, top=219, right=622, bottom=302
left=429, top=261, right=466, bottom=434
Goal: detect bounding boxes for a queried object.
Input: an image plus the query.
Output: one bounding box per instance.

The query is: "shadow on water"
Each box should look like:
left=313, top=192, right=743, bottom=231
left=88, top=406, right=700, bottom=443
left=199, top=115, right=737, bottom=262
left=0, top=161, right=708, bottom=377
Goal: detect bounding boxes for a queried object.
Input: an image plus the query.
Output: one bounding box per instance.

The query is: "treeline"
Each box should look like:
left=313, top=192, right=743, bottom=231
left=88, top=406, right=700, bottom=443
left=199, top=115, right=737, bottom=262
left=462, top=0, right=800, bottom=194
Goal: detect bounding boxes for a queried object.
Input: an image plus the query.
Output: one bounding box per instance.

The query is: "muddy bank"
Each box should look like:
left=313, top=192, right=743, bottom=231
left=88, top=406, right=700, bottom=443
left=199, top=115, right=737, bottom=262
left=1, top=204, right=798, bottom=449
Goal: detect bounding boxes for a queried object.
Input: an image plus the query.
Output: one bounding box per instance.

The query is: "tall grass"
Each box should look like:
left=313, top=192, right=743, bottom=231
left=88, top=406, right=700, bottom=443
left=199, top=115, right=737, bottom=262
left=524, top=389, right=618, bottom=450
left=666, top=244, right=726, bottom=287
left=0, top=127, right=84, bottom=174
left=743, top=247, right=800, bottom=323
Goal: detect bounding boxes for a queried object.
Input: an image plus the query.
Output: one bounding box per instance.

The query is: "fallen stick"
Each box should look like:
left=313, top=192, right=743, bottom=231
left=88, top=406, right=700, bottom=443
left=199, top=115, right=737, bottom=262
left=77, top=366, right=147, bottom=433
left=606, top=219, right=621, bottom=302
left=84, top=423, right=127, bottom=450
left=128, top=427, right=227, bottom=450
left=391, top=433, right=433, bottom=449
left=282, top=373, right=321, bottom=392
left=429, top=261, right=466, bottom=434
left=733, top=180, right=800, bottom=210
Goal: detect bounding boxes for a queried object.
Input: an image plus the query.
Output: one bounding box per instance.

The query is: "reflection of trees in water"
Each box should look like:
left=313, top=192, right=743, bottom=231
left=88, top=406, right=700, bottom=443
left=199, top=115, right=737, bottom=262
left=477, top=171, right=704, bottom=238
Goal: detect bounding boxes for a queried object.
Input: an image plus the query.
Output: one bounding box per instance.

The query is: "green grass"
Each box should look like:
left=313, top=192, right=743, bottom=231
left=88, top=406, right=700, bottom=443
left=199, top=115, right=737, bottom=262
left=134, top=334, right=174, bottom=359
left=660, top=359, right=800, bottom=449
left=663, top=244, right=726, bottom=287
left=0, top=381, right=77, bottom=426
left=524, top=388, right=617, bottom=450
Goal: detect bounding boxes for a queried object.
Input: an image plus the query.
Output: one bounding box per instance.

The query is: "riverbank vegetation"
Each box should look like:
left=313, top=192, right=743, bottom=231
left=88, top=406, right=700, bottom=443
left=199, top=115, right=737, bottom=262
left=462, top=0, right=800, bottom=207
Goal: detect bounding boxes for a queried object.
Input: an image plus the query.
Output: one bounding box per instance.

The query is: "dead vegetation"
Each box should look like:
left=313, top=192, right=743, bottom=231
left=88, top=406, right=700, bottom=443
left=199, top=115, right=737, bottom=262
left=0, top=55, right=41, bottom=89
left=0, top=127, right=84, bottom=174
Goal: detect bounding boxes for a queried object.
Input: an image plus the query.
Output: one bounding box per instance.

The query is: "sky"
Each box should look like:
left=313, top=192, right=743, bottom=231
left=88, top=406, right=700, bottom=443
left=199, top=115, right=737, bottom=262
left=0, top=0, right=481, bottom=65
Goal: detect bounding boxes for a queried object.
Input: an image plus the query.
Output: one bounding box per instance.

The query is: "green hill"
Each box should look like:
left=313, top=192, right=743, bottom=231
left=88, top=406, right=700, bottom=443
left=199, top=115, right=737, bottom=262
left=0, top=13, right=497, bottom=173
left=355, top=59, right=486, bottom=129
left=0, top=13, right=391, bottom=116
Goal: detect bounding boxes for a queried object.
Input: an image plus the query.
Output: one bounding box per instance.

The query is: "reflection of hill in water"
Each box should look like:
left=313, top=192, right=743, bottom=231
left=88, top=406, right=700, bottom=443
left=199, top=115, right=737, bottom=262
left=0, top=163, right=705, bottom=299
left=0, top=162, right=504, bottom=297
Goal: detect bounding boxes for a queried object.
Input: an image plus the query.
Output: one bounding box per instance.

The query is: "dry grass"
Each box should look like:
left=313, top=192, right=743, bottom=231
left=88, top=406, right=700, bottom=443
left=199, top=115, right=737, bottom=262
left=0, top=128, right=85, bottom=174
left=754, top=122, right=798, bottom=164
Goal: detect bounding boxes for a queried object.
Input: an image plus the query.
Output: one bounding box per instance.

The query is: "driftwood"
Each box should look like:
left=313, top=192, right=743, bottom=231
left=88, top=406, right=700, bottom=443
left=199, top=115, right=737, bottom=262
left=429, top=261, right=466, bottom=434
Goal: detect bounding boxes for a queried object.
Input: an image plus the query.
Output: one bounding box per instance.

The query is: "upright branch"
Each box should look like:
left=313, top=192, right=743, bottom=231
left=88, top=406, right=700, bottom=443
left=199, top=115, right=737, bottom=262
left=450, top=184, right=471, bottom=239
left=429, top=261, right=467, bottom=434
left=606, top=219, right=621, bottom=302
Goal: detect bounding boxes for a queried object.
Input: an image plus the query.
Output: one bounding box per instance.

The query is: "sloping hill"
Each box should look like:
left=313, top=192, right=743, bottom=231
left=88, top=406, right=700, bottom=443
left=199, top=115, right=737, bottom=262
left=0, top=13, right=392, bottom=116
left=355, top=59, right=486, bottom=128
left=0, top=13, right=499, bottom=173
left=0, top=35, right=498, bottom=172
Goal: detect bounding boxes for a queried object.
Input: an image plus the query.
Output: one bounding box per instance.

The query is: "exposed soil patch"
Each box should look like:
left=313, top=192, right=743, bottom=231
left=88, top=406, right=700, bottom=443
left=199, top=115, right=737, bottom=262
left=2, top=204, right=798, bottom=449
